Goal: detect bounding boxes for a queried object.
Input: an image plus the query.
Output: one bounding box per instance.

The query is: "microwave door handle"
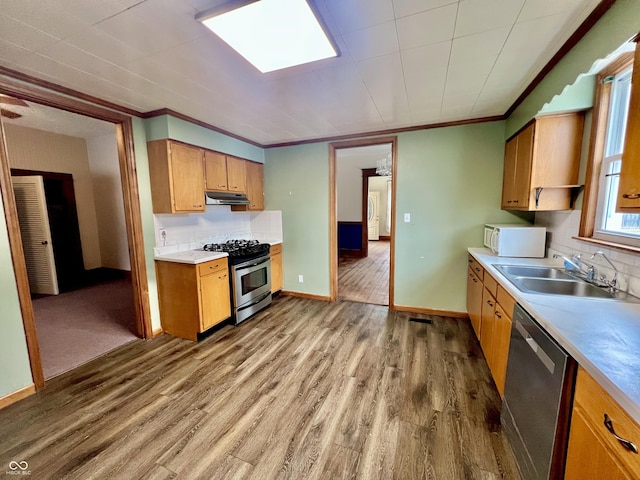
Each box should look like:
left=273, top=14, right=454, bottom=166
left=491, top=229, right=498, bottom=254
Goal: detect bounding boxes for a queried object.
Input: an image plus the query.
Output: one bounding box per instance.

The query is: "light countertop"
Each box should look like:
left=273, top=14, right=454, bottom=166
left=154, top=250, right=228, bottom=264
left=469, top=247, right=640, bottom=425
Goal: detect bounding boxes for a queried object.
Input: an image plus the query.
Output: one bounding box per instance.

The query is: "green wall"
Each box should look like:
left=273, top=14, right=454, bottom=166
left=264, top=143, right=330, bottom=296
left=145, top=115, right=265, bottom=163
left=506, top=0, right=640, bottom=137
left=264, top=122, right=526, bottom=311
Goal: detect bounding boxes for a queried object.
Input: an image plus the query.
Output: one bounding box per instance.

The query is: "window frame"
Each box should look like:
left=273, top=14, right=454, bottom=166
left=578, top=50, right=640, bottom=252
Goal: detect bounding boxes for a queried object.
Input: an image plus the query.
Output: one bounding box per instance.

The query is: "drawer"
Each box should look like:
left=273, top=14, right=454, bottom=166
left=468, top=254, right=484, bottom=281
left=574, top=366, right=640, bottom=477
left=484, top=272, right=498, bottom=297
left=270, top=243, right=282, bottom=255
left=496, top=284, right=516, bottom=318
left=197, top=257, right=228, bottom=277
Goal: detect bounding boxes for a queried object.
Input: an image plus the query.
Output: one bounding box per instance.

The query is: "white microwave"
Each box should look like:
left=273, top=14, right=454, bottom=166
left=483, top=224, right=546, bottom=257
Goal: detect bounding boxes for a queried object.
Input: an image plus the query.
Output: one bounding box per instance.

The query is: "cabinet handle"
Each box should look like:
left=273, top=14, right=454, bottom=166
left=193, top=204, right=203, bottom=208
left=472, top=277, right=477, bottom=283
left=218, top=274, right=227, bottom=279
left=487, top=300, right=494, bottom=307
left=218, top=184, right=226, bottom=187
left=604, top=414, right=638, bottom=453
left=495, top=311, right=502, bottom=318
left=622, top=193, right=640, bottom=200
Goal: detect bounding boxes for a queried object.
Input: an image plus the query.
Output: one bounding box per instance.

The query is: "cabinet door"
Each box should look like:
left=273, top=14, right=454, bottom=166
left=204, top=151, right=228, bottom=191
left=271, top=252, right=282, bottom=293
left=170, top=142, right=205, bottom=212
left=200, top=270, right=231, bottom=331
left=617, top=43, right=640, bottom=211
left=246, top=161, right=264, bottom=210
left=565, top=409, right=633, bottom=480
left=501, top=137, right=518, bottom=209
left=513, top=123, right=534, bottom=209
left=480, top=287, right=496, bottom=366
left=491, top=303, right=512, bottom=397
left=226, top=156, right=247, bottom=193
left=466, top=267, right=483, bottom=338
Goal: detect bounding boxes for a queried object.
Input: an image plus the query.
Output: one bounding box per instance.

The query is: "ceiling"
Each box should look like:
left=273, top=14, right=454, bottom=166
left=0, top=0, right=603, bottom=146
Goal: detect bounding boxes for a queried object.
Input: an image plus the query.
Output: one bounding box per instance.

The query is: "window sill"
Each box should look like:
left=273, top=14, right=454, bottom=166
left=573, top=236, right=640, bottom=255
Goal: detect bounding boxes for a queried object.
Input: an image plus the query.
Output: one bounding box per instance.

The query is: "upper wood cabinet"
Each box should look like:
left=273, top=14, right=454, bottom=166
left=502, top=112, right=584, bottom=211
left=617, top=43, right=640, bottom=211
left=231, top=161, right=264, bottom=212
left=148, top=139, right=205, bottom=214
left=204, top=151, right=247, bottom=194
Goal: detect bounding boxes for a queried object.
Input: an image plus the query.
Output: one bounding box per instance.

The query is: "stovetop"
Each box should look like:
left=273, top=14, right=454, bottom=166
left=202, top=239, right=270, bottom=265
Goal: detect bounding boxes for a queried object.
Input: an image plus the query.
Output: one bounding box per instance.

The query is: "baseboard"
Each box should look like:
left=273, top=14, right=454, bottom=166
left=393, top=304, right=469, bottom=319
left=0, top=384, right=36, bottom=410
left=280, top=291, right=332, bottom=302
left=378, top=236, right=391, bottom=241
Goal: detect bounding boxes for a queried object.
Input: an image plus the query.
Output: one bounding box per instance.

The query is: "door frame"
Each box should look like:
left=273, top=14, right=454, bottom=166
left=0, top=77, right=152, bottom=390
left=329, top=136, right=397, bottom=306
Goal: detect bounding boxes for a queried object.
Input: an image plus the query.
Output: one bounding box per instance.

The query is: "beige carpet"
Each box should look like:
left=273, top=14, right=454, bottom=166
left=33, top=278, right=138, bottom=379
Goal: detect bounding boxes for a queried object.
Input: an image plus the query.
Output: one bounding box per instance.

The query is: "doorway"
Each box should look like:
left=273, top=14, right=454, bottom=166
left=0, top=88, right=151, bottom=388
left=330, top=137, right=397, bottom=307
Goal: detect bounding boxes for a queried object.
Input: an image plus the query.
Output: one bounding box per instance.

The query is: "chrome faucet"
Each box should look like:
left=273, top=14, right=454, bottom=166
left=553, top=253, right=597, bottom=280
left=590, top=251, right=619, bottom=291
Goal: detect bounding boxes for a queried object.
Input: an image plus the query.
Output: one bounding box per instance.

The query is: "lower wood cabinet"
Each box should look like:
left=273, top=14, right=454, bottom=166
left=155, top=258, right=231, bottom=341
left=270, top=243, right=283, bottom=293
left=466, top=255, right=484, bottom=337
left=565, top=366, right=640, bottom=479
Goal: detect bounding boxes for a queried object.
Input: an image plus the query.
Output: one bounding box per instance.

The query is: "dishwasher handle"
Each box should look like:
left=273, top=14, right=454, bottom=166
left=514, top=319, right=556, bottom=375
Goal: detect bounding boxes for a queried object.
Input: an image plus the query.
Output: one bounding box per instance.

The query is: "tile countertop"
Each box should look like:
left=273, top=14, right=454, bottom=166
left=469, top=247, right=640, bottom=425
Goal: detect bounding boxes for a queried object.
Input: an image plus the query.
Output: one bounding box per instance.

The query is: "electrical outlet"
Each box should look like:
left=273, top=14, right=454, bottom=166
left=404, top=213, right=411, bottom=223
left=298, top=275, right=304, bottom=283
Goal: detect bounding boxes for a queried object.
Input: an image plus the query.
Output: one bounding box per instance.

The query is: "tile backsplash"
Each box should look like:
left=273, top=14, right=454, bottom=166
left=154, top=206, right=282, bottom=255
left=536, top=210, right=640, bottom=297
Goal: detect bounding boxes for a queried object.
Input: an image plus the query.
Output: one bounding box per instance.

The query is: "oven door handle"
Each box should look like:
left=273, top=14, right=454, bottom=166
left=235, top=256, right=270, bottom=271
left=237, top=291, right=272, bottom=312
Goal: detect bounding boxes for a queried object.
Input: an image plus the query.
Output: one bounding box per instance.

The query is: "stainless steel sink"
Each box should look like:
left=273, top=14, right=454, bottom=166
left=494, top=264, right=640, bottom=302
left=494, top=265, right=573, bottom=280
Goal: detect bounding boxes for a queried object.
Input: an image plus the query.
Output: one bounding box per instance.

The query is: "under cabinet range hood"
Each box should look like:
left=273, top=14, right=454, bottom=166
left=205, top=191, right=250, bottom=205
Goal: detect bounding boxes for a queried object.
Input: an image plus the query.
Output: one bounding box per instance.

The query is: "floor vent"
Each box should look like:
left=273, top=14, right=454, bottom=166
left=409, top=317, right=433, bottom=324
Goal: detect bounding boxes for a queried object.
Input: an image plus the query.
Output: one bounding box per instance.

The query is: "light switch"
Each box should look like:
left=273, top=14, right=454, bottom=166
left=404, top=213, right=411, bottom=223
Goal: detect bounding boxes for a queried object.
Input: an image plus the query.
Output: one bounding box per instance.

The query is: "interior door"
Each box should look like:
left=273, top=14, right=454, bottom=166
left=11, top=175, right=59, bottom=295
left=368, top=191, right=380, bottom=240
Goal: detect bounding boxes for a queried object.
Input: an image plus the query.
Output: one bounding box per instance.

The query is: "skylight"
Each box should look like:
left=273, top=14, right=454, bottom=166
left=197, top=0, right=338, bottom=73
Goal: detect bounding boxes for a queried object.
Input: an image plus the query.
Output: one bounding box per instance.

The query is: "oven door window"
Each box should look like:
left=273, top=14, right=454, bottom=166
left=241, top=268, right=268, bottom=296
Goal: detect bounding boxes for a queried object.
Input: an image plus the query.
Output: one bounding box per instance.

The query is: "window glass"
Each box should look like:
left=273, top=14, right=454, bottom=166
left=595, top=67, right=640, bottom=243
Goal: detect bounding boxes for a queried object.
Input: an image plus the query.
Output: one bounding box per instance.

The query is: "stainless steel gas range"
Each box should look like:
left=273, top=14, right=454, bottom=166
left=203, top=240, right=272, bottom=324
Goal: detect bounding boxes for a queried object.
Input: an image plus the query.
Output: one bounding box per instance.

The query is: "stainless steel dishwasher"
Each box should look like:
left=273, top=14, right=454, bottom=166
left=501, top=303, right=577, bottom=480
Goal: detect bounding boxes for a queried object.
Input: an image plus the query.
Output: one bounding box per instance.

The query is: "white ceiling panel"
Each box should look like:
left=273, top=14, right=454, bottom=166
left=455, top=0, right=525, bottom=37
left=396, top=4, right=457, bottom=50
left=0, top=0, right=605, bottom=144
left=392, top=0, right=459, bottom=18
left=342, top=21, right=399, bottom=62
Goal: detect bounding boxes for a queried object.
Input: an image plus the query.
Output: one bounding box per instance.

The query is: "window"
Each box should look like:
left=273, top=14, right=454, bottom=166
left=580, top=50, right=640, bottom=249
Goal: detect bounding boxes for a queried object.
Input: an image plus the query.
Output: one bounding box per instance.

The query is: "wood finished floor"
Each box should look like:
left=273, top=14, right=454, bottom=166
left=339, top=240, right=390, bottom=305
left=0, top=296, right=520, bottom=480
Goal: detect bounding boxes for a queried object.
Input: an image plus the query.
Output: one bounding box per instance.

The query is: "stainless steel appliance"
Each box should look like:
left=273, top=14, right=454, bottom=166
left=203, top=240, right=272, bottom=324
left=501, top=303, right=576, bottom=480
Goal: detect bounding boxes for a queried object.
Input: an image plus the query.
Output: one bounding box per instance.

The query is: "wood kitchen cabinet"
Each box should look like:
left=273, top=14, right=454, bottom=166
left=502, top=112, right=584, bottom=211
left=565, top=366, right=640, bottom=479
left=155, top=257, right=231, bottom=341
left=231, top=161, right=264, bottom=211
left=147, top=139, right=205, bottom=213
left=466, top=255, right=483, bottom=338
left=204, top=151, right=247, bottom=194
left=270, top=243, right=282, bottom=293
left=617, top=42, right=640, bottom=211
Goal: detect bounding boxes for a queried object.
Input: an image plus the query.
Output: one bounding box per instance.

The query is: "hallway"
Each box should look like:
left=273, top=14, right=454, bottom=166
left=338, top=240, right=390, bottom=305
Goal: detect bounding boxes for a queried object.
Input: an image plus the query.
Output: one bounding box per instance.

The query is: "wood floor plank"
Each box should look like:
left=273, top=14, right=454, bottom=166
left=338, top=241, right=390, bottom=305
left=0, top=297, right=520, bottom=480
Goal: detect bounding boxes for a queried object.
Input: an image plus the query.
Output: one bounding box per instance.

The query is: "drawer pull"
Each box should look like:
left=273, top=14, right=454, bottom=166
left=487, top=300, right=494, bottom=307
left=622, top=193, right=640, bottom=200
left=495, top=311, right=502, bottom=319
left=604, top=413, right=638, bottom=453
